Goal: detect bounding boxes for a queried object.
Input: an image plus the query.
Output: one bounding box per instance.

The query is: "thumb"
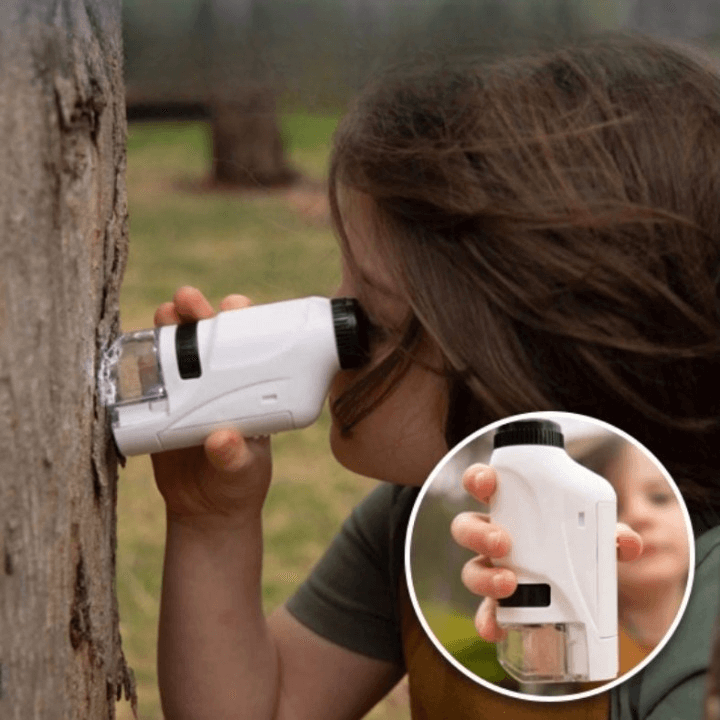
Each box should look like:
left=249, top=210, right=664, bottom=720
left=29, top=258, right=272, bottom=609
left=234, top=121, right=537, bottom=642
left=474, top=597, right=507, bottom=643
left=204, top=429, right=250, bottom=473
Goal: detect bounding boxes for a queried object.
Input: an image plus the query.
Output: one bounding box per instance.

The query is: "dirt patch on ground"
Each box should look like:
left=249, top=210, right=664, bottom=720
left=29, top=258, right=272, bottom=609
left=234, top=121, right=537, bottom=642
left=174, top=174, right=331, bottom=225
left=283, top=181, right=331, bottom=224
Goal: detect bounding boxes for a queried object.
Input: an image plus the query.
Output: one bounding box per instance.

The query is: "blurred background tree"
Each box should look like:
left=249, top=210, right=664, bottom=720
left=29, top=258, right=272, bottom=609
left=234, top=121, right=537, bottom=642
left=123, top=0, right=720, bottom=117
left=121, top=0, right=631, bottom=189
left=120, top=0, right=720, bottom=188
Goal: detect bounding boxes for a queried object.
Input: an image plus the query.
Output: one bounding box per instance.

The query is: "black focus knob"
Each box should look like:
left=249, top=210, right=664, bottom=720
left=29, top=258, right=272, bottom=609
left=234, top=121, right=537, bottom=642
left=493, top=419, right=564, bottom=449
left=331, top=297, right=370, bottom=370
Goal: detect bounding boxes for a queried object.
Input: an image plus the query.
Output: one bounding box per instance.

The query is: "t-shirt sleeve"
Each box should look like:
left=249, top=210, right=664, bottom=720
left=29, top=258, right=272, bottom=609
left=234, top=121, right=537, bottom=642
left=611, top=525, right=720, bottom=720
left=285, top=483, right=410, bottom=667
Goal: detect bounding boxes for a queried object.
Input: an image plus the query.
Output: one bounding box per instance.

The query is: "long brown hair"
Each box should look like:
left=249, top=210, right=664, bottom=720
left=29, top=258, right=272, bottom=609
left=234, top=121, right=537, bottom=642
left=329, top=35, right=720, bottom=524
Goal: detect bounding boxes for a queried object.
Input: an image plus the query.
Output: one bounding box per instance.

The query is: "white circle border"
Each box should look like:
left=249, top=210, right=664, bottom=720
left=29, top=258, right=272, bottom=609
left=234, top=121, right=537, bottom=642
left=404, top=410, right=697, bottom=703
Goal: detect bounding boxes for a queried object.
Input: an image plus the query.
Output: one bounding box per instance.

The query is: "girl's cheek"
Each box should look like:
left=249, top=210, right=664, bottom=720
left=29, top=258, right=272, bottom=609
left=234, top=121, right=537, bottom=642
left=328, top=367, right=359, bottom=401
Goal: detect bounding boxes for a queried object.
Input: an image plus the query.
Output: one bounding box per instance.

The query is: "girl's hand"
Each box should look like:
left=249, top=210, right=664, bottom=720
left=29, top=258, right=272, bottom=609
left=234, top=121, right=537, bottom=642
left=150, top=286, right=273, bottom=527
left=450, top=463, right=644, bottom=642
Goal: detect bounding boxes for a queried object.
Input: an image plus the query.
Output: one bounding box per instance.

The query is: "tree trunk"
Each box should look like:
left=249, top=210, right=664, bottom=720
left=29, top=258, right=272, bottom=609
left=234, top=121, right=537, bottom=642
left=207, top=0, right=296, bottom=188
left=211, top=86, right=297, bottom=187
left=0, top=1, right=133, bottom=718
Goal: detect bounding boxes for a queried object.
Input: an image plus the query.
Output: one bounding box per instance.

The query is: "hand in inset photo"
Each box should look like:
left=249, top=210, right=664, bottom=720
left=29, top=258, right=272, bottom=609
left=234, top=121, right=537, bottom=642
left=407, top=412, right=694, bottom=700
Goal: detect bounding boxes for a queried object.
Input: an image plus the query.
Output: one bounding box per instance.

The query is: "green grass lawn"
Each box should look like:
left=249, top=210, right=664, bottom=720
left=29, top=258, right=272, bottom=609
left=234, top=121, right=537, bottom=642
left=115, top=117, right=411, bottom=720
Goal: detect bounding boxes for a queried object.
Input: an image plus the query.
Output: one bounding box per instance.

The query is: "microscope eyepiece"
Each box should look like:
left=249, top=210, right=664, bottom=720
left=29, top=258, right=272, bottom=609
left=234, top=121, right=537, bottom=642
left=331, top=297, right=370, bottom=370
left=493, top=419, right=564, bottom=449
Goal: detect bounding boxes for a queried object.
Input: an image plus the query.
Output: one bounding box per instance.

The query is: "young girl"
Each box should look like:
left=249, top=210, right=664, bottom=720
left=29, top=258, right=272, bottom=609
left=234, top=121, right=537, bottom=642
left=609, top=441, right=691, bottom=656
left=149, top=34, right=720, bottom=720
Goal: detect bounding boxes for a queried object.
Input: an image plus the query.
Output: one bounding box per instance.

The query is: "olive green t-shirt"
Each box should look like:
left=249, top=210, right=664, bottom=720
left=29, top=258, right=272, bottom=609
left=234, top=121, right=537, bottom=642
left=286, top=482, right=417, bottom=667
left=610, top=524, right=720, bottom=720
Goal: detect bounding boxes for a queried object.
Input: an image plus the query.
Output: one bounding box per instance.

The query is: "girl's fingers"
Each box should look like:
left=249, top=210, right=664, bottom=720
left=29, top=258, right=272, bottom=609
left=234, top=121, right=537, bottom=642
left=173, top=286, right=216, bottom=323
left=219, top=294, right=252, bottom=312
left=617, top=522, right=644, bottom=562
left=154, top=288, right=252, bottom=330
left=450, top=513, right=511, bottom=558
left=460, top=556, right=518, bottom=599
left=461, top=464, right=498, bottom=504
left=474, top=598, right=507, bottom=642
left=154, top=302, right=182, bottom=327
left=457, top=497, right=641, bottom=648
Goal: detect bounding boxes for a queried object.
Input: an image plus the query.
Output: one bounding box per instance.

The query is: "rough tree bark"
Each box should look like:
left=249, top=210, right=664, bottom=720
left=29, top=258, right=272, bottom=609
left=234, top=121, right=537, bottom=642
left=0, top=1, right=134, bottom=718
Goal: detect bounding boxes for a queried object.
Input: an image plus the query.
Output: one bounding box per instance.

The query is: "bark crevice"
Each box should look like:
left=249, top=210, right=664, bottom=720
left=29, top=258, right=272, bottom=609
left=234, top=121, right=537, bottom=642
left=69, top=551, right=94, bottom=657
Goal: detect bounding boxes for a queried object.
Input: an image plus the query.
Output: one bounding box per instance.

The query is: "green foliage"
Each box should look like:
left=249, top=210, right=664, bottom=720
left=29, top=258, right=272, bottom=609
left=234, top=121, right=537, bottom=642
left=410, top=489, right=481, bottom=617
left=420, top=601, right=507, bottom=683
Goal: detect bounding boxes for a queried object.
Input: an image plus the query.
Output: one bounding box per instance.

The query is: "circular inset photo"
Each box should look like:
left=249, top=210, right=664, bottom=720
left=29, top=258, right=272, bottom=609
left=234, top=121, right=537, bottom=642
left=405, top=411, right=695, bottom=701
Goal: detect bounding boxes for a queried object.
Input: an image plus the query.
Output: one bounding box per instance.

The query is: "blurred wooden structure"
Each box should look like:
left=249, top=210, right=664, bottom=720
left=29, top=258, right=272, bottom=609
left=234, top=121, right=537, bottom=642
left=122, top=0, right=614, bottom=187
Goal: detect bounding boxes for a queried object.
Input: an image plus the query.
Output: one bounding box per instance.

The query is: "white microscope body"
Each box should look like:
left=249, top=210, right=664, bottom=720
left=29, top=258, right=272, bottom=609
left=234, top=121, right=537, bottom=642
left=489, top=419, right=618, bottom=683
left=100, top=297, right=368, bottom=456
